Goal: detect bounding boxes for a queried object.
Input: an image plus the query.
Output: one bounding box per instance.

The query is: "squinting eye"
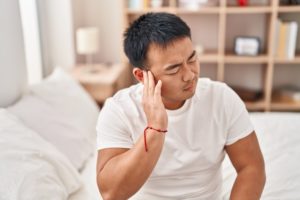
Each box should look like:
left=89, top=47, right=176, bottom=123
left=167, top=68, right=180, bottom=75
left=167, top=69, right=178, bottom=75
left=188, top=59, right=196, bottom=64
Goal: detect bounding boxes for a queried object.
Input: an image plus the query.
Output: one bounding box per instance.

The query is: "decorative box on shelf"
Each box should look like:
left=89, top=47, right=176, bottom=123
left=70, top=63, right=130, bottom=104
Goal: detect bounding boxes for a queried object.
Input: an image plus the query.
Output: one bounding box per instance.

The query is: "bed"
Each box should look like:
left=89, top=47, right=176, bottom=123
left=0, top=68, right=299, bottom=199
left=0, top=68, right=102, bottom=200
left=222, top=112, right=300, bottom=199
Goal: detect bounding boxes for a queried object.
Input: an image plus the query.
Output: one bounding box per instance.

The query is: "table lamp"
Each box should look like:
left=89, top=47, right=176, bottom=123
left=76, top=27, right=99, bottom=66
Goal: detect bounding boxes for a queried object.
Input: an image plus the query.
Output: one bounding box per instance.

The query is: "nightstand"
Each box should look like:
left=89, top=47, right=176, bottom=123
left=70, top=63, right=131, bottom=105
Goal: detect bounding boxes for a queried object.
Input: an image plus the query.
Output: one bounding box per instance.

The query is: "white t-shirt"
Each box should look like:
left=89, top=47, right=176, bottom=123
left=96, top=78, right=254, bottom=200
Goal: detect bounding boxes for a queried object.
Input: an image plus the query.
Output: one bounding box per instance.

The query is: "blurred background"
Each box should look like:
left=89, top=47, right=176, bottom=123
left=1, top=0, right=300, bottom=110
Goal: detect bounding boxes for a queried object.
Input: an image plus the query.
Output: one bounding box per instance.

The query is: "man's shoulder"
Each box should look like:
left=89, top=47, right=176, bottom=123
left=195, top=78, right=229, bottom=98
left=112, top=83, right=142, bottom=102
left=196, top=78, right=225, bottom=87
left=102, top=83, right=142, bottom=113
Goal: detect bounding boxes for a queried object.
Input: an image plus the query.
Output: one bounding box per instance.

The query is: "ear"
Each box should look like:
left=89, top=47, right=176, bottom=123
left=132, top=68, right=144, bottom=83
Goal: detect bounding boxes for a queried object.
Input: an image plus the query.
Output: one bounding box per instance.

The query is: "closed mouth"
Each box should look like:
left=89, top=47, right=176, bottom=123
left=183, top=81, right=195, bottom=90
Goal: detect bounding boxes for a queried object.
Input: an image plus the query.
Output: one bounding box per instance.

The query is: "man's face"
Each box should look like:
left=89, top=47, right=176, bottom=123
left=146, top=37, right=200, bottom=110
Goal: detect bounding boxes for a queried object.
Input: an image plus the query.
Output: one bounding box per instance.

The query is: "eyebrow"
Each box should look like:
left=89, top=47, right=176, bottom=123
left=164, top=50, right=196, bottom=71
left=188, top=50, right=196, bottom=61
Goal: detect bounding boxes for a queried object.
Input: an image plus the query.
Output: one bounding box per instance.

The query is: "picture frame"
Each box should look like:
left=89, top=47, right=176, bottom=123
left=234, top=36, right=261, bottom=56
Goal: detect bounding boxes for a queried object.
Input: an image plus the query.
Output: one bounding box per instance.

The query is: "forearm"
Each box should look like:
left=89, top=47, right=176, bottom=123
left=230, top=166, right=266, bottom=200
left=98, top=130, right=165, bottom=200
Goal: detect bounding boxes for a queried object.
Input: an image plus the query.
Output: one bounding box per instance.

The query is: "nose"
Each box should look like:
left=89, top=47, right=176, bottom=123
left=182, top=63, right=195, bottom=82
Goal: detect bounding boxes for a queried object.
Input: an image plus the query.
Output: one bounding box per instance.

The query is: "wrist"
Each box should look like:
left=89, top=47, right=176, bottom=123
left=143, top=126, right=167, bottom=152
left=146, top=126, right=167, bottom=133
left=147, top=122, right=168, bottom=130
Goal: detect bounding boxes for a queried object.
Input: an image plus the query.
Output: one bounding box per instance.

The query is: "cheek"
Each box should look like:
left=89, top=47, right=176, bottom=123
left=160, top=81, right=170, bottom=95
left=161, top=80, right=179, bottom=94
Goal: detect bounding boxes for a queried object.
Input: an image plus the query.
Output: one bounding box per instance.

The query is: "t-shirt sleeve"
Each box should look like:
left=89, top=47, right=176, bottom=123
left=96, top=98, right=133, bottom=150
left=223, top=84, right=254, bottom=146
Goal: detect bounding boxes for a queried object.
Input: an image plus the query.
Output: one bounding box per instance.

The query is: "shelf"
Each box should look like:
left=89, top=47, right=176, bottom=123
left=226, top=6, right=272, bottom=14
left=271, top=93, right=300, bottom=111
left=274, top=55, right=300, bottom=64
left=177, top=7, right=220, bottom=14
left=126, top=7, right=221, bottom=15
left=198, top=52, right=219, bottom=63
left=224, top=54, right=269, bottom=64
left=271, top=101, right=300, bottom=111
left=245, top=100, right=266, bottom=111
left=126, top=6, right=300, bottom=15
left=278, top=6, right=300, bottom=13
left=126, top=7, right=177, bottom=15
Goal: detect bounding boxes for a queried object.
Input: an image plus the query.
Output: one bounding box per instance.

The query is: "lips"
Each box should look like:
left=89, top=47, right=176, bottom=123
left=183, top=80, right=195, bottom=91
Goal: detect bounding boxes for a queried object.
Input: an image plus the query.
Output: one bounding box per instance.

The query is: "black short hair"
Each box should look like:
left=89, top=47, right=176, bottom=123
left=123, top=12, right=191, bottom=69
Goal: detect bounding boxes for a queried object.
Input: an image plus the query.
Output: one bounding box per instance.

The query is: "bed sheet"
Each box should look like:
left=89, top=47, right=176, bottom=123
left=222, top=112, right=300, bottom=199
left=69, top=151, right=102, bottom=200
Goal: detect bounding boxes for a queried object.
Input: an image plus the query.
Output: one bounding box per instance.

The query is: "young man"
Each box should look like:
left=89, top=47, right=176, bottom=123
left=96, top=12, right=265, bottom=200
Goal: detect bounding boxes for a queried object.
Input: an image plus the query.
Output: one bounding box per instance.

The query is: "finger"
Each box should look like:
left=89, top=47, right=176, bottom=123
left=143, top=70, right=148, bottom=97
left=148, top=71, right=155, bottom=95
left=154, top=80, right=162, bottom=101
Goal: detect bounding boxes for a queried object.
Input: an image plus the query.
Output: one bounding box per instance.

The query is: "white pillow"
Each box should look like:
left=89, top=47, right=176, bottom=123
left=0, top=108, right=82, bottom=199
left=8, top=67, right=100, bottom=170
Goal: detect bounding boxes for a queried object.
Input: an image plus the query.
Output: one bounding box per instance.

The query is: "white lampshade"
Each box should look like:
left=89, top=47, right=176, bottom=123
left=76, top=27, right=99, bottom=54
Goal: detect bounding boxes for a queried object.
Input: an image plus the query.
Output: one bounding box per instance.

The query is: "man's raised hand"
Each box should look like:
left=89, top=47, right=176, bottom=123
left=142, top=71, right=168, bottom=130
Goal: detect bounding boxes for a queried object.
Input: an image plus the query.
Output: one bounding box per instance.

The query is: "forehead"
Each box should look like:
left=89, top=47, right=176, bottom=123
left=146, top=37, right=193, bottom=67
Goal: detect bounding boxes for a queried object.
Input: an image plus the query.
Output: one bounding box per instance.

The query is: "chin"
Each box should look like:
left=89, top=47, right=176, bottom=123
left=185, top=91, right=196, bottom=99
left=177, top=90, right=196, bottom=102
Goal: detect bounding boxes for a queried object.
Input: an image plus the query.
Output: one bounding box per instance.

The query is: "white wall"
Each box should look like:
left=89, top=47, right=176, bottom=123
left=37, top=0, right=75, bottom=76
left=0, top=0, right=27, bottom=107
left=31, top=0, right=123, bottom=76
left=72, top=0, right=123, bottom=64
left=19, top=0, right=43, bottom=85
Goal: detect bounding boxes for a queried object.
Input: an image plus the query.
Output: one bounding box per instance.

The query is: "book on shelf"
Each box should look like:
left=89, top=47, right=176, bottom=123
left=128, top=0, right=151, bottom=10
left=287, top=22, right=298, bottom=59
left=273, top=85, right=300, bottom=103
left=178, top=0, right=218, bottom=9
left=274, top=19, right=298, bottom=60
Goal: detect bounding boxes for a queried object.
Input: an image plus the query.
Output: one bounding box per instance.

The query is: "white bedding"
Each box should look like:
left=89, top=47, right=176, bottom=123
left=8, top=68, right=100, bottom=171
left=222, top=112, right=300, bottom=199
left=0, top=109, right=82, bottom=199
left=0, top=68, right=101, bottom=200
left=70, top=151, right=102, bottom=200
left=0, top=109, right=102, bottom=200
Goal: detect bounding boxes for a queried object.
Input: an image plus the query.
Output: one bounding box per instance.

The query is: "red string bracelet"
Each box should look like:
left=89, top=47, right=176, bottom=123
left=143, top=126, right=167, bottom=152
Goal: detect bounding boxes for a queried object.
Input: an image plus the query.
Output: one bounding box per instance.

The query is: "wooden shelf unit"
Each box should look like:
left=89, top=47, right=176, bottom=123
left=245, top=100, right=266, bottom=111
left=271, top=100, right=300, bottom=111
left=123, top=0, right=300, bottom=111
left=274, top=55, right=300, bottom=64
left=127, top=7, right=222, bottom=14
left=226, top=6, right=272, bottom=14
left=278, top=6, right=300, bottom=13
left=224, top=54, right=269, bottom=64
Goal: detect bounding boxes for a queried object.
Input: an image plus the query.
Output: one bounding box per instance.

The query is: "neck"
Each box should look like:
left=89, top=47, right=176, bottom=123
left=162, top=98, right=185, bottom=110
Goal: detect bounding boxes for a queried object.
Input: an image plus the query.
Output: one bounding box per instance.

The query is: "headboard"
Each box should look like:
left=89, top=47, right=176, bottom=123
left=0, top=0, right=28, bottom=107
